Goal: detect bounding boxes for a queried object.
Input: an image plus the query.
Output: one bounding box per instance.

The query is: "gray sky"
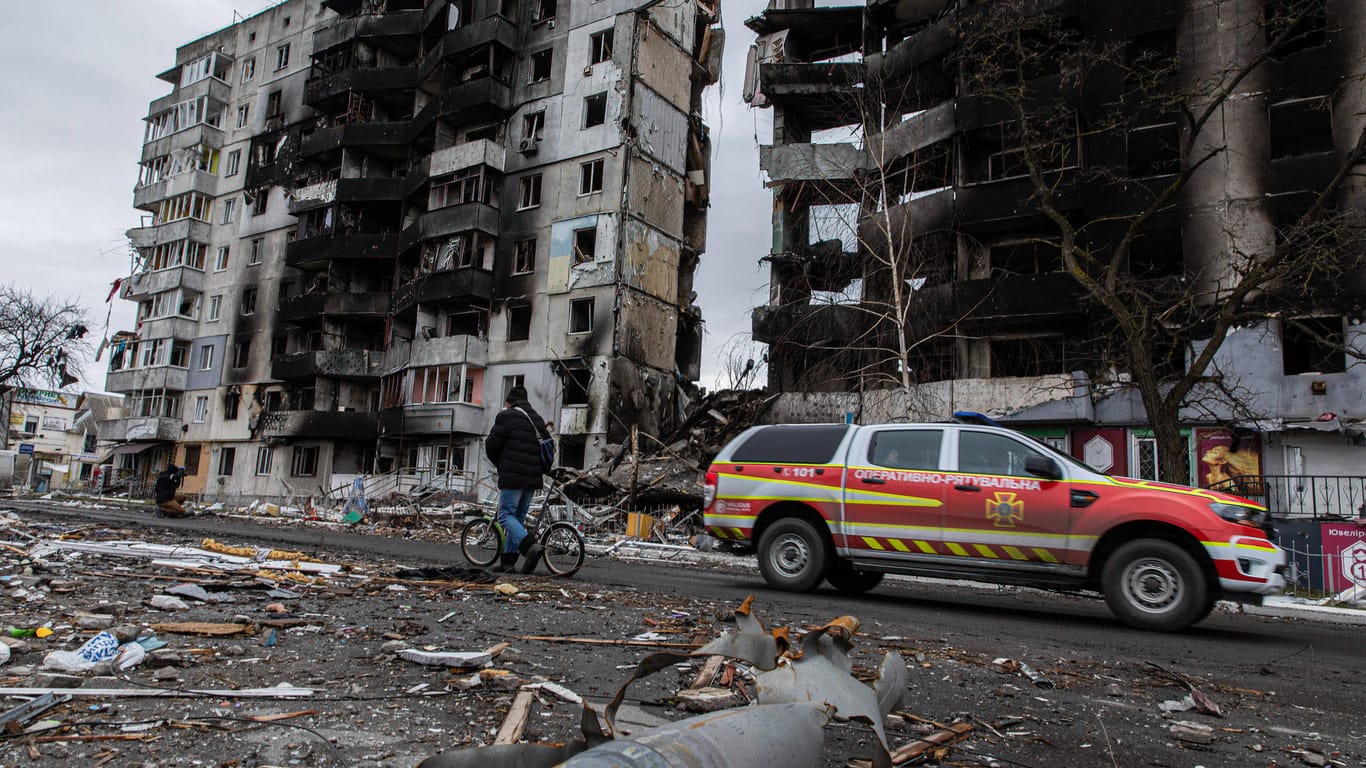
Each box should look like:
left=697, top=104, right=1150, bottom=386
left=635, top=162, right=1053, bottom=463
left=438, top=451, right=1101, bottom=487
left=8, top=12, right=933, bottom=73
left=0, top=0, right=770, bottom=393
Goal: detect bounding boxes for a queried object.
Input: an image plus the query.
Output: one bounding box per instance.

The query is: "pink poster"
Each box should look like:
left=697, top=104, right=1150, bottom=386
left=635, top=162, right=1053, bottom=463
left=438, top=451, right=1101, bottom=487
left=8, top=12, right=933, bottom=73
left=1322, top=523, right=1366, bottom=594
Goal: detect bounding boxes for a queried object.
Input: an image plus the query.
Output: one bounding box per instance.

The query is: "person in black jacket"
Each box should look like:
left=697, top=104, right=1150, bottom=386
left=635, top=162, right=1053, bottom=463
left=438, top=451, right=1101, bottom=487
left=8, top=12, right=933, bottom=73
left=154, top=463, right=188, bottom=518
left=485, top=385, right=551, bottom=572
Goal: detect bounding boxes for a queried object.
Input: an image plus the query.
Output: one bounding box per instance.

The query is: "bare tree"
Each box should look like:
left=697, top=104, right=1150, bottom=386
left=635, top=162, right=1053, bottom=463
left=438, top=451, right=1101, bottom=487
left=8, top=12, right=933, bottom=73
left=0, top=284, right=93, bottom=392
left=950, top=0, right=1366, bottom=483
left=715, top=333, right=763, bottom=391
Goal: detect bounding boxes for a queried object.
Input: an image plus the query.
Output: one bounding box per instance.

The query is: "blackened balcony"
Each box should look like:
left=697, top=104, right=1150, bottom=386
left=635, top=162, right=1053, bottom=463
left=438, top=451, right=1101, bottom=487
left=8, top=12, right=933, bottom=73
left=391, top=267, right=496, bottom=313
left=755, top=62, right=864, bottom=130
left=420, top=17, right=520, bottom=80
left=379, top=403, right=486, bottom=437
left=399, top=201, right=500, bottom=251
left=312, top=12, right=421, bottom=54
left=917, top=272, right=1087, bottom=326
left=752, top=303, right=867, bottom=346
left=278, top=291, right=390, bottom=324
left=272, top=349, right=384, bottom=381
left=304, top=66, right=416, bottom=107
left=301, top=122, right=409, bottom=157
left=286, top=232, right=399, bottom=270
left=437, top=78, right=514, bottom=123
left=257, top=409, right=380, bottom=440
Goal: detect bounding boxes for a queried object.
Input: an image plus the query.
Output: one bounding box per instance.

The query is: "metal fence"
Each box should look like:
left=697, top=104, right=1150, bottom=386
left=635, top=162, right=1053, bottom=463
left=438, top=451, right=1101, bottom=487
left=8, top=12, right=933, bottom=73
left=1211, top=475, right=1366, bottom=520
left=1277, top=539, right=1366, bottom=601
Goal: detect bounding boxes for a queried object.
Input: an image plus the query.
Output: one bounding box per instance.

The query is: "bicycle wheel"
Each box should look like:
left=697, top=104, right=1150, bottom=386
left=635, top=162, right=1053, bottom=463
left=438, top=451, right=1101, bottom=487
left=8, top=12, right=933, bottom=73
left=540, top=522, right=585, bottom=577
left=460, top=517, right=504, bottom=568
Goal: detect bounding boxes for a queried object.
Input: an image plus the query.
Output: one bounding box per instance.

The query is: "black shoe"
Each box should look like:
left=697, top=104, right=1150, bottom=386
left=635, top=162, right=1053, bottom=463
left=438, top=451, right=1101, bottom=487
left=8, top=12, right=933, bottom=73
left=494, top=552, right=519, bottom=572
left=518, top=538, right=543, bottom=574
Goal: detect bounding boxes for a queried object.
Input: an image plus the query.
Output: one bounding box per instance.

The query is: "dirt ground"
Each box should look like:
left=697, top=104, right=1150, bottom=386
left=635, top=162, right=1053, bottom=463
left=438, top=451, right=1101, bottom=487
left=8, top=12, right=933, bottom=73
left=1, top=506, right=1362, bottom=768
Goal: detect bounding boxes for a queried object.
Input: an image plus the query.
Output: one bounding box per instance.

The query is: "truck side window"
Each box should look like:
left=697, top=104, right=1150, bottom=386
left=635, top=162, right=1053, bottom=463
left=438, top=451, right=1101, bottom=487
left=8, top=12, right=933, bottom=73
left=959, top=431, right=1047, bottom=476
left=870, top=430, right=941, bottom=470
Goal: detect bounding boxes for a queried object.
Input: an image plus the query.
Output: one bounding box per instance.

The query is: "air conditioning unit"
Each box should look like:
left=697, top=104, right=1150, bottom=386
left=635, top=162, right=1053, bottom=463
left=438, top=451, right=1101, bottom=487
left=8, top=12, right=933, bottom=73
left=519, top=137, right=541, bottom=155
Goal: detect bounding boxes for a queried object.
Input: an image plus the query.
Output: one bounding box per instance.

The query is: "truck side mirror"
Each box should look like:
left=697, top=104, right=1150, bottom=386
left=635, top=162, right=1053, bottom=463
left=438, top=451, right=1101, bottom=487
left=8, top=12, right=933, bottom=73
left=1025, top=455, right=1061, bottom=480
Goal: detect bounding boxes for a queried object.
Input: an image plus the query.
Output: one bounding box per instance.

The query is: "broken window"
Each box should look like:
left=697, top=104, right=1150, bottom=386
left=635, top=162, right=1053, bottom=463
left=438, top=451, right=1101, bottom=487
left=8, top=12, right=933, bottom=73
left=1264, top=0, right=1328, bottom=56
left=514, top=238, right=536, bottom=274
left=1128, top=223, right=1184, bottom=277
left=290, top=445, right=319, bottom=477
left=432, top=167, right=493, bottom=209
left=584, top=93, right=607, bottom=128
left=240, top=287, right=257, bottom=315
left=534, top=0, right=555, bottom=22
left=989, top=335, right=1067, bottom=377
left=184, top=445, right=201, bottom=475
left=275, top=43, right=291, bottom=71
left=523, top=110, right=545, bottom=142
left=572, top=227, right=597, bottom=263
left=446, top=310, right=488, bottom=338
left=236, top=103, right=249, bottom=129
left=266, top=90, right=282, bottom=118
left=224, top=391, right=240, bottom=420
left=1127, top=122, right=1180, bottom=177
left=530, top=49, right=552, bottom=82
left=170, top=341, right=191, bottom=366
left=252, top=189, right=269, bottom=216
left=579, top=159, right=604, bottom=195
left=569, top=297, right=594, bottom=334
left=989, top=236, right=1063, bottom=274
left=963, top=120, right=1079, bottom=184
left=562, top=368, right=590, bottom=405
left=265, top=390, right=284, bottom=412
left=232, top=338, right=250, bottom=368
left=1282, top=316, right=1345, bottom=374
left=558, top=435, right=586, bottom=469
left=240, top=58, right=255, bottom=84
left=507, top=304, right=531, bottom=341
left=1269, top=97, right=1334, bottom=159
left=218, top=446, right=236, bottom=476
left=518, top=174, right=542, bottom=209
left=589, top=30, right=613, bottom=65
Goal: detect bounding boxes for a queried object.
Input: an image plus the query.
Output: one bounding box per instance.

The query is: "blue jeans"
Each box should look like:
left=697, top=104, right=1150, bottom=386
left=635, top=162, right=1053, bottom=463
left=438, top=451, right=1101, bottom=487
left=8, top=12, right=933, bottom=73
left=497, top=488, right=536, bottom=553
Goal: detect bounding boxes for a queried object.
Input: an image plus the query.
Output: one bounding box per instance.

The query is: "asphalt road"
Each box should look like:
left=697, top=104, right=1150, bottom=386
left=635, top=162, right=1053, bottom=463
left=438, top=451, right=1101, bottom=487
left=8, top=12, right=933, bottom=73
left=10, top=499, right=1365, bottom=767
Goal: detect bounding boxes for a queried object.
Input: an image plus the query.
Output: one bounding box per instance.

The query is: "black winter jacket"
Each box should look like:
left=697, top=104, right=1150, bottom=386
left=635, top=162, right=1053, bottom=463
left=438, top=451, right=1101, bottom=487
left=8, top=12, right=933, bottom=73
left=485, top=399, right=549, bottom=489
left=154, top=467, right=184, bottom=503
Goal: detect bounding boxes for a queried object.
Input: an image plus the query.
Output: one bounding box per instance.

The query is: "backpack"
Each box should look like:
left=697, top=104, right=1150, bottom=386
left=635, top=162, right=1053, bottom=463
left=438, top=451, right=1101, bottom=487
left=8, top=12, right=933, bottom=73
left=516, top=407, right=555, bottom=472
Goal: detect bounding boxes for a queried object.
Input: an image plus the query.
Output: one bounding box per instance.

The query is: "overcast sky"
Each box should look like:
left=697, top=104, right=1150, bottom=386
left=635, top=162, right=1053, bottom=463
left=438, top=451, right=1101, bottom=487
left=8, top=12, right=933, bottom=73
left=0, top=0, right=771, bottom=394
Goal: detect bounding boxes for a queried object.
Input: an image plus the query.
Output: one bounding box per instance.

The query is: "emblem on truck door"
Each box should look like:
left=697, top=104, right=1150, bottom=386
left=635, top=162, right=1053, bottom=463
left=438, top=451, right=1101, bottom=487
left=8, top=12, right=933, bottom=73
left=986, top=492, right=1025, bottom=527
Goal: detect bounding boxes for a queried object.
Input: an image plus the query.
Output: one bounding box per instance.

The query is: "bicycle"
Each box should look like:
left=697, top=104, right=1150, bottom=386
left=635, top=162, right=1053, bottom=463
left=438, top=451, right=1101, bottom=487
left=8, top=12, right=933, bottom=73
left=459, top=479, right=586, bottom=577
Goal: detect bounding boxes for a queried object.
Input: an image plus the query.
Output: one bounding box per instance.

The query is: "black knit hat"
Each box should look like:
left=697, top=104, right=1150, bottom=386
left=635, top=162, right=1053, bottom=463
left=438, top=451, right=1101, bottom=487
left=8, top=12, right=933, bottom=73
left=507, top=385, right=528, bottom=403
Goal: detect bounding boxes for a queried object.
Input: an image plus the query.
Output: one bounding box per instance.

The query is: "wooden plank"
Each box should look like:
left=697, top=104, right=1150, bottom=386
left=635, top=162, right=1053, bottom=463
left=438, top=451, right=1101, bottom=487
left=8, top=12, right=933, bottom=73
left=493, top=690, right=536, bottom=745
left=688, top=656, right=723, bottom=689
left=517, top=635, right=702, bottom=649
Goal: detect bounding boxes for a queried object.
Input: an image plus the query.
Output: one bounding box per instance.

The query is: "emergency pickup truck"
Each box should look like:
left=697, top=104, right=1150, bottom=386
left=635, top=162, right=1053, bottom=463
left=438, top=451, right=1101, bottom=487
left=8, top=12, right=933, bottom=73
left=703, top=420, right=1286, bottom=631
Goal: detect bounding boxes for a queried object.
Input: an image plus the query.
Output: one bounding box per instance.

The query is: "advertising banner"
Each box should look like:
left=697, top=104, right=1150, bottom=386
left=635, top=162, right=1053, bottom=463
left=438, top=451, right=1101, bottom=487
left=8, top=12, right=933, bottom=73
left=1195, top=428, right=1262, bottom=492
left=1322, top=523, right=1366, bottom=594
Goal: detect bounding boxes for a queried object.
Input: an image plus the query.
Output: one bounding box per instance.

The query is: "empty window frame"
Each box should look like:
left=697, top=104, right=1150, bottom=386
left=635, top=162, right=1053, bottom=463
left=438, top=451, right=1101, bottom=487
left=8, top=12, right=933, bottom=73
left=523, top=110, right=545, bottom=141
left=1282, top=316, right=1345, bottom=374
left=579, top=159, right=604, bottom=195
left=569, top=298, right=594, bottom=334
left=534, top=0, right=556, bottom=22
left=1263, top=0, right=1328, bottom=56
left=207, top=295, right=222, bottom=321
left=507, top=304, right=531, bottom=341
left=514, top=238, right=536, bottom=274
left=1269, top=97, right=1334, bottom=159
left=290, top=445, right=319, bottom=477
left=251, top=189, right=269, bottom=216
left=1127, top=122, right=1181, bottom=177
left=265, top=90, right=283, bottom=117
left=518, top=174, right=543, bottom=209
left=530, top=49, right=553, bottom=82
left=589, top=30, right=613, bottom=65
left=240, top=287, right=257, bottom=315
left=232, top=338, right=250, bottom=368
left=218, top=446, right=236, bottom=476
left=225, top=149, right=241, bottom=177
left=240, top=58, right=256, bottom=83
left=275, top=43, right=291, bottom=71
left=583, top=93, right=607, bottom=128
left=446, top=309, right=488, bottom=338
left=572, top=226, right=597, bottom=263
left=562, top=368, right=590, bottom=405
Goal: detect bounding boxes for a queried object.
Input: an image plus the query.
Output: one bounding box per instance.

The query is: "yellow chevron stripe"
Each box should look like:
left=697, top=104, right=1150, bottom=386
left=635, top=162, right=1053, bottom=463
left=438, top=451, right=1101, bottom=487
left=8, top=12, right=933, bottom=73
left=889, top=539, right=911, bottom=552
left=1002, top=545, right=1029, bottom=561
left=973, top=544, right=999, bottom=558
left=946, top=542, right=969, bottom=556
left=862, top=537, right=885, bottom=550
left=1032, top=547, right=1059, bottom=563
left=913, top=540, right=937, bottom=554
left=710, top=528, right=728, bottom=540
left=730, top=528, right=745, bottom=539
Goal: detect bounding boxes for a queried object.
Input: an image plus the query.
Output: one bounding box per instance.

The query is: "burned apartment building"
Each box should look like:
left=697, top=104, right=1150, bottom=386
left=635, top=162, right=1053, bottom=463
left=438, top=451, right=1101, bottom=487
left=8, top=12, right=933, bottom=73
left=746, top=0, right=1366, bottom=481
left=107, top=0, right=720, bottom=500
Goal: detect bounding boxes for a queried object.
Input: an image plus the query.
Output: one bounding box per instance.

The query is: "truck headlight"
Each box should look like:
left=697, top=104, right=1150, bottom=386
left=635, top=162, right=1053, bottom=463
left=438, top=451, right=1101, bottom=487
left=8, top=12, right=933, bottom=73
left=1210, top=501, right=1265, bottom=525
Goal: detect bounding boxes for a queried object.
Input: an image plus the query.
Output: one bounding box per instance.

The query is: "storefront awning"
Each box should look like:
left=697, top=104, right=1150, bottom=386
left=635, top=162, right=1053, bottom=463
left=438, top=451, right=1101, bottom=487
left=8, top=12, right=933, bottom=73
left=111, top=442, right=161, bottom=455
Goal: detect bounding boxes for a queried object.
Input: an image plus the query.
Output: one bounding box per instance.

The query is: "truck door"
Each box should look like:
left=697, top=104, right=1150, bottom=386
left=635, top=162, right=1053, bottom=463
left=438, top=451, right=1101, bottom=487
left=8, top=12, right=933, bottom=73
left=943, top=430, right=1075, bottom=566
left=839, top=427, right=947, bottom=560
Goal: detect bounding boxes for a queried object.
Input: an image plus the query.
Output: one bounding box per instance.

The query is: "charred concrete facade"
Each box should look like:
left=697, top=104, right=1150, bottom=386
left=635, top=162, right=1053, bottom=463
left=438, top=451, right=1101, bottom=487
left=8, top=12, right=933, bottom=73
left=746, top=0, right=1366, bottom=405
left=112, top=0, right=720, bottom=500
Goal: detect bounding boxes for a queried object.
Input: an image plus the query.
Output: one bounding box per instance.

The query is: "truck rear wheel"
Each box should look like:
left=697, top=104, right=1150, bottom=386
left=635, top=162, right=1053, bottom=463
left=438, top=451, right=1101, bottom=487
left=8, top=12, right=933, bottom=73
left=757, top=518, right=827, bottom=592
left=1102, top=539, right=1209, bottom=632
left=825, top=561, right=884, bottom=594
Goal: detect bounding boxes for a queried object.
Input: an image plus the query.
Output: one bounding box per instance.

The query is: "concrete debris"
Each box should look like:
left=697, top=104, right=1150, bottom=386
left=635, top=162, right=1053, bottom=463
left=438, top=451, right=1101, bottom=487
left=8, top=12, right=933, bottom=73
left=148, top=595, right=190, bottom=611
left=674, top=686, right=742, bottom=712
left=1169, top=720, right=1216, bottom=744
left=397, top=649, right=492, bottom=668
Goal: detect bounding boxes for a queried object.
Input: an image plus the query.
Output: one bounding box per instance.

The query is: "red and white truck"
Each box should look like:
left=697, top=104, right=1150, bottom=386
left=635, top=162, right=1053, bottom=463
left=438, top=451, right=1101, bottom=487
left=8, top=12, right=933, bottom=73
left=703, top=420, right=1286, bottom=631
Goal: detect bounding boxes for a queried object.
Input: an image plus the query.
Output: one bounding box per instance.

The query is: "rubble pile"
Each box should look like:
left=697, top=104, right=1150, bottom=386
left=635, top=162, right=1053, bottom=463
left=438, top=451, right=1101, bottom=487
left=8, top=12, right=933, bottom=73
left=558, top=389, right=776, bottom=508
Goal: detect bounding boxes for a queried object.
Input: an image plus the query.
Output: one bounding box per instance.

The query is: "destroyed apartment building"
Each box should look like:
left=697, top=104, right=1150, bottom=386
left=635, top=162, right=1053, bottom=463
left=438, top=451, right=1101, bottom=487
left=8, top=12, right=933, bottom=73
left=745, top=0, right=1366, bottom=482
left=105, top=0, right=722, bottom=500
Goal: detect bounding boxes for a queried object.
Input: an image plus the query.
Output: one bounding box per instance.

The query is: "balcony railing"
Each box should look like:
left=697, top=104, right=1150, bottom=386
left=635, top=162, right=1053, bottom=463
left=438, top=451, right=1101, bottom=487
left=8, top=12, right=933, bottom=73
left=1210, top=475, right=1366, bottom=520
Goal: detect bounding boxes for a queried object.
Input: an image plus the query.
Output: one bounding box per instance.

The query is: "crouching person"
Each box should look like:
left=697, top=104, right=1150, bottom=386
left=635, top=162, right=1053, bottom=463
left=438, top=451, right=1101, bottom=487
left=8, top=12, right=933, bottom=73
left=155, top=462, right=189, bottom=518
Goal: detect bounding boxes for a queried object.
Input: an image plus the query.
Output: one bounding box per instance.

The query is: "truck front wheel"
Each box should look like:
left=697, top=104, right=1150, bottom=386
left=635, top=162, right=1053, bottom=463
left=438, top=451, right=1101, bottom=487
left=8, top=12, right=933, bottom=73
left=757, top=518, right=827, bottom=592
left=826, top=561, right=884, bottom=594
left=1102, top=539, right=1209, bottom=632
